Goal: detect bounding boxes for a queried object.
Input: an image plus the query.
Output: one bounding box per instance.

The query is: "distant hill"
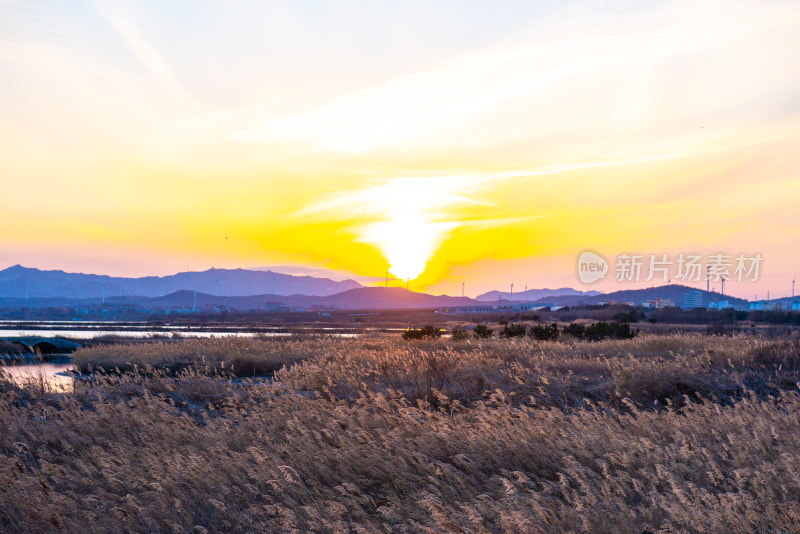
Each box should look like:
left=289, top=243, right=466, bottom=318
left=476, top=287, right=600, bottom=302
left=0, top=265, right=362, bottom=299
left=299, top=287, right=478, bottom=310
left=546, top=284, right=749, bottom=308
left=0, top=287, right=482, bottom=311
left=134, top=287, right=478, bottom=310
left=0, top=267, right=784, bottom=312
left=764, top=294, right=800, bottom=305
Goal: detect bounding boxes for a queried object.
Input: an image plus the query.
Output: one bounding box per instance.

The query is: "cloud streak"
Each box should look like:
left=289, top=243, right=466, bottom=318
left=235, top=0, right=800, bottom=158
left=90, top=0, right=192, bottom=104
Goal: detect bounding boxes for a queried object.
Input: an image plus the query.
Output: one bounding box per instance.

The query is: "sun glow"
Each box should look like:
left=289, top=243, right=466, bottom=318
left=359, top=218, right=461, bottom=281
left=299, top=176, right=493, bottom=282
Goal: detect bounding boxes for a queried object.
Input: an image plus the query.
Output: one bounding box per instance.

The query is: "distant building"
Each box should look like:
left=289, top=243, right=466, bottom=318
left=264, top=302, right=307, bottom=313
left=793, top=302, right=800, bottom=311
left=437, top=303, right=558, bottom=314
left=708, top=300, right=733, bottom=310
left=516, top=302, right=554, bottom=312
left=645, top=298, right=674, bottom=310
left=749, top=301, right=784, bottom=311
left=499, top=302, right=554, bottom=312
left=437, top=305, right=494, bottom=314
left=682, top=290, right=704, bottom=310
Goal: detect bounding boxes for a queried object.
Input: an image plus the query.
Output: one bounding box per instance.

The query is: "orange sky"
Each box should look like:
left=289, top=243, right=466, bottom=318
left=1, top=0, right=799, bottom=299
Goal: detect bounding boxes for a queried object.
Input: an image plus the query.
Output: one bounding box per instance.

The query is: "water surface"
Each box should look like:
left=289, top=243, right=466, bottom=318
left=1, top=363, right=74, bottom=393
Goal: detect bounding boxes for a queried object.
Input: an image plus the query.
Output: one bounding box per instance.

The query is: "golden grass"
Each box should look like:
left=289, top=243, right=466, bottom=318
left=275, top=333, right=800, bottom=409
left=2, top=333, right=800, bottom=532
left=72, top=336, right=320, bottom=376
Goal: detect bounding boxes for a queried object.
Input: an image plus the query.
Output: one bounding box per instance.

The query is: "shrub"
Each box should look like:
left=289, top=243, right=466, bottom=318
left=402, top=325, right=442, bottom=340
left=451, top=328, right=470, bottom=341
left=473, top=324, right=493, bottom=339
left=585, top=321, right=616, bottom=341
left=613, top=321, right=639, bottom=339
left=562, top=322, right=587, bottom=339
left=499, top=323, right=527, bottom=338
left=585, top=321, right=638, bottom=341
left=613, top=309, right=641, bottom=323
left=528, top=323, right=560, bottom=341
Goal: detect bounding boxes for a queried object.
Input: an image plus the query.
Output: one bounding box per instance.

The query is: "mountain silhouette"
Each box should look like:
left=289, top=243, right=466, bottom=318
left=0, top=265, right=362, bottom=299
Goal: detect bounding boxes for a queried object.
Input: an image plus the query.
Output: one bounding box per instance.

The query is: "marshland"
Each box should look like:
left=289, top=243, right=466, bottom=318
left=2, top=330, right=800, bottom=533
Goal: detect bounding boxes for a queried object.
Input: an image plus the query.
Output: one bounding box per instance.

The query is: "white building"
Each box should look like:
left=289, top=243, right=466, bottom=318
left=437, top=305, right=494, bottom=314
left=682, top=290, right=704, bottom=310
left=708, top=300, right=733, bottom=310
left=498, top=302, right=555, bottom=312
left=437, top=302, right=559, bottom=314
left=645, top=298, right=674, bottom=310
left=749, top=301, right=785, bottom=311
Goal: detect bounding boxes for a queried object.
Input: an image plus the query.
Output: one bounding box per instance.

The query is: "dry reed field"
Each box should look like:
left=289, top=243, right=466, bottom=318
left=71, top=336, right=322, bottom=376
left=2, top=333, right=800, bottom=532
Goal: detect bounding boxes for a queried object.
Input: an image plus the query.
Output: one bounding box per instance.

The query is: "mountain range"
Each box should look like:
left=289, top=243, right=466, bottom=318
left=476, top=287, right=600, bottom=301
left=0, top=265, right=361, bottom=299
left=0, top=266, right=785, bottom=311
left=116, top=287, right=476, bottom=310
left=529, top=284, right=750, bottom=308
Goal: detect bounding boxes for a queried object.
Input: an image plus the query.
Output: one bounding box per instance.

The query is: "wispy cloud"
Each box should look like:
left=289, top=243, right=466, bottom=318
left=90, top=0, right=191, bottom=104
left=234, top=0, right=800, bottom=157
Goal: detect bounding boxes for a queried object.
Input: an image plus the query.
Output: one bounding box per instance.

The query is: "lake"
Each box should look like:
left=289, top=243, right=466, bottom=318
left=0, top=320, right=361, bottom=339
left=1, top=362, right=75, bottom=393
left=0, top=321, right=361, bottom=388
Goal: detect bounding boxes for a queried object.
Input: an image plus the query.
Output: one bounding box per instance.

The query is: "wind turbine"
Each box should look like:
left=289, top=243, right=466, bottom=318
left=720, top=276, right=727, bottom=297
left=510, top=282, right=514, bottom=302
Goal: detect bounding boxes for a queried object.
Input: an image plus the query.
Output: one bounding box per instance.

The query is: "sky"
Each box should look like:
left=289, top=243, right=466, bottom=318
left=1, top=0, right=799, bottom=299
